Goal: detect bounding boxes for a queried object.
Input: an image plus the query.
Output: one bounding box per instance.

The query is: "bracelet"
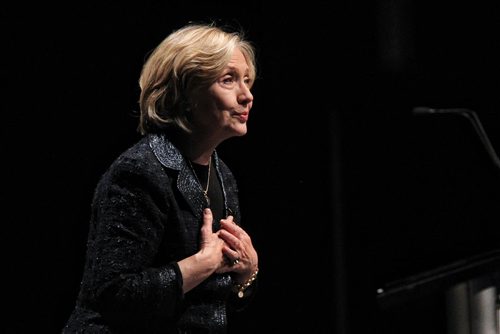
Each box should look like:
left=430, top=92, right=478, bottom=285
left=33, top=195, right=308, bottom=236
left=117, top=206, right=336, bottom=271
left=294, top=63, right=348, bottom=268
left=234, top=269, right=259, bottom=298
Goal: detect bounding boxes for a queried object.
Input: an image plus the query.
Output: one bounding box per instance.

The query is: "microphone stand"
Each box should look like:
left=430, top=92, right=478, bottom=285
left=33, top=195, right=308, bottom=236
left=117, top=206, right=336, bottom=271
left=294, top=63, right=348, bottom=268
left=412, top=106, right=500, bottom=334
left=413, top=107, right=500, bottom=171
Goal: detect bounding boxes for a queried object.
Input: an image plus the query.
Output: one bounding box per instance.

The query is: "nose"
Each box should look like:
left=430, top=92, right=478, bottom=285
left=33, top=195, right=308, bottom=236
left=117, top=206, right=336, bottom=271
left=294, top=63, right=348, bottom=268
left=237, top=82, right=253, bottom=106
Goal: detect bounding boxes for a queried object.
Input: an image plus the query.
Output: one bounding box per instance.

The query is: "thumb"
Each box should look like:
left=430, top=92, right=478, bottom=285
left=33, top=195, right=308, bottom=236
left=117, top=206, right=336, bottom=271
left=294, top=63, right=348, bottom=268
left=200, top=208, right=214, bottom=237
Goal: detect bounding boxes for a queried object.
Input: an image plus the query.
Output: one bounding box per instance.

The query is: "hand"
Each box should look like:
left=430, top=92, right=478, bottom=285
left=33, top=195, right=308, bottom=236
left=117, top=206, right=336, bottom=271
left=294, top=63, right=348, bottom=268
left=198, top=208, right=227, bottom=271
left=178, top=208, right=228, bottom=293
left=217, top=216, right=259, bottom=283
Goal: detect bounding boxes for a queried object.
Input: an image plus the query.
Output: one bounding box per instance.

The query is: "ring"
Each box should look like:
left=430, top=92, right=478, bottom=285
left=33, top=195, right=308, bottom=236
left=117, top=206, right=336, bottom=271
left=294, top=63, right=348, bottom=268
left=233, top=258, right=240, bottom=265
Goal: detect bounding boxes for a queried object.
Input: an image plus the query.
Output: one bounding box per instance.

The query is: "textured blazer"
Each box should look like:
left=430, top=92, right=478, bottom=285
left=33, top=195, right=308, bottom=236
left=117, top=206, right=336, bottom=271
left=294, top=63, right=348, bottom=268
left=63, top=133, right=251, bottom=334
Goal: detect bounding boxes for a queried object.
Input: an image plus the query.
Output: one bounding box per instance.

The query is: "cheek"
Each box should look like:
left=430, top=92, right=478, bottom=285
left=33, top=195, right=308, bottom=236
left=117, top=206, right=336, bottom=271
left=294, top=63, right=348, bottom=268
left=213, top=91, right=236, bottom=110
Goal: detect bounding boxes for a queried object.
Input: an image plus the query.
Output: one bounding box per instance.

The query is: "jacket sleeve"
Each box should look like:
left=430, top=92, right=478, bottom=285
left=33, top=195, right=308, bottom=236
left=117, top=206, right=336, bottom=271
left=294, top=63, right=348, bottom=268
left=81, top=152, right=184, bottom=329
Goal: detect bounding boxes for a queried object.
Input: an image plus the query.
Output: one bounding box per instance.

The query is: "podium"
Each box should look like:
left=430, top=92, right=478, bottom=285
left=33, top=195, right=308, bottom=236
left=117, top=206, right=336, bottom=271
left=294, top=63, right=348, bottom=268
left=376, top=250, right=500, bottom=334
left=371, top=109, right=500, bottom=334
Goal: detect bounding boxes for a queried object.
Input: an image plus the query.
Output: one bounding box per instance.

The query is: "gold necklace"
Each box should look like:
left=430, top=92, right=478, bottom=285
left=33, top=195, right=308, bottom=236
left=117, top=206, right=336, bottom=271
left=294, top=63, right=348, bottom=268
left=187, top=157, right=211, bottom=207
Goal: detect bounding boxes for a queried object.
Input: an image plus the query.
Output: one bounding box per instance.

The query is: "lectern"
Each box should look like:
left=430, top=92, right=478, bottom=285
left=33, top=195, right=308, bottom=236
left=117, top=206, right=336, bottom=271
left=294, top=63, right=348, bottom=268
left=374, top=108, right=500, bottom=334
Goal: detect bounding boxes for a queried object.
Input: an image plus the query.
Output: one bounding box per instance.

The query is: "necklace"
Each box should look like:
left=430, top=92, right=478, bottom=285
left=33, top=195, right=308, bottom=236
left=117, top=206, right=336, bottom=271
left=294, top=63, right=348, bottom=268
left=187, top=157, right=212, bottom=207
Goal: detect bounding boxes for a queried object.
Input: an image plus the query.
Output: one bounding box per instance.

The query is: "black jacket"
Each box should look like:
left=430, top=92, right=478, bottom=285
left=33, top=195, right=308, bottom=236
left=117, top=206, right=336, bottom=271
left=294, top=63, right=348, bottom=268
left=63, top=133, right=250, bottom=333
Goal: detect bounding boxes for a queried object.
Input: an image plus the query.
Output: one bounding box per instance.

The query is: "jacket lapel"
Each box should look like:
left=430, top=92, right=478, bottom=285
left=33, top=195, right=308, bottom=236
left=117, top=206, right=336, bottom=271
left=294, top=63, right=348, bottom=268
left=148, top=133, right=205, bottom=220
left=177, top=163, right=205, bottom=220
left=212, top=152, right=232, bottom=218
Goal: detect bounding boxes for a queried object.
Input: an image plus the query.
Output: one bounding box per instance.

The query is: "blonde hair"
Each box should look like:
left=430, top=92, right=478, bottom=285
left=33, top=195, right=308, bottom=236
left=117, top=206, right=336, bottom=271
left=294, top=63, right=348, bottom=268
left=138, top=23, right=257, bottom=134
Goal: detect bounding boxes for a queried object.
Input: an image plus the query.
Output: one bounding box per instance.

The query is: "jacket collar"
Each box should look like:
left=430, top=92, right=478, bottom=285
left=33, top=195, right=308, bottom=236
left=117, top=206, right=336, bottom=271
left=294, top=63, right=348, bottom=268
left=148, top=132, right=185, bottom=170
left=148, top=132, right=227, bottom=220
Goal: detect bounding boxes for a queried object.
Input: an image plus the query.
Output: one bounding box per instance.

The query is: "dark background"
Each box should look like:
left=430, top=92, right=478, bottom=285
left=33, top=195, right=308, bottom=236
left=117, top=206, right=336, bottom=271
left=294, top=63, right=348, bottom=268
left=3, top=1, right=500, bottom=333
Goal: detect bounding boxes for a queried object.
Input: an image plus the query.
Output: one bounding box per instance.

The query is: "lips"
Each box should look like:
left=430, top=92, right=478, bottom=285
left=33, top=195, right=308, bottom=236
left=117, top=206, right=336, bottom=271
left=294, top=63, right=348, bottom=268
left=234, top=111, right=249, bottom=122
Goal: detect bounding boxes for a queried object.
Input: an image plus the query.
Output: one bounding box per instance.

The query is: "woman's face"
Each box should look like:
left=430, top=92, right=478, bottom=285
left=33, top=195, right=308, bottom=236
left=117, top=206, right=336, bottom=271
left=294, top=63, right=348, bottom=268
left=190, top=48, right=254, bottom=141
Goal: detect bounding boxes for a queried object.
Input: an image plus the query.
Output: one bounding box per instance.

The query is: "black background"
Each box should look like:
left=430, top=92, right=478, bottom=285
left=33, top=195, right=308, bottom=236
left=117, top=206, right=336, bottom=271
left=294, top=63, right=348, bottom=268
left=3, top=1, right=500, bottom=333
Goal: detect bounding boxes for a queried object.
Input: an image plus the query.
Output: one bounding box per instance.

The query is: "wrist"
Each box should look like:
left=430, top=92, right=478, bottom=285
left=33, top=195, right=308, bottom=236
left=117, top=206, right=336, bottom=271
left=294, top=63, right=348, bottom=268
left=194, top=251, right=219, bottom=275
left=233, top=268, right=259, bottom=298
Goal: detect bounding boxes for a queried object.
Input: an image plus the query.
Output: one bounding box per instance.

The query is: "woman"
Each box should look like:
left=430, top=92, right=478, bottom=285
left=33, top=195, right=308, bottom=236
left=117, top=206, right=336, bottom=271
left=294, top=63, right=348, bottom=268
left=63, top=22, right=259, bottom=333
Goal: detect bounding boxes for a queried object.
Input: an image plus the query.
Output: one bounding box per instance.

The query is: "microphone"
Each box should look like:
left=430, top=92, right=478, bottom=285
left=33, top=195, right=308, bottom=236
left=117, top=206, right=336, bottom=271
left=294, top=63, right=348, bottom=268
left=412, top=106, right=500, bottom=171
left=412, top=106, right=472, bottom=115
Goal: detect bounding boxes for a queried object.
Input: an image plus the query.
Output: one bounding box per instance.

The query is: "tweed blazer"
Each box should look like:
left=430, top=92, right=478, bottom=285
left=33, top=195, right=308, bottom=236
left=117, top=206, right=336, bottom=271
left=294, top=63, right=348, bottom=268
left=63, top=133, right=249, bottom=334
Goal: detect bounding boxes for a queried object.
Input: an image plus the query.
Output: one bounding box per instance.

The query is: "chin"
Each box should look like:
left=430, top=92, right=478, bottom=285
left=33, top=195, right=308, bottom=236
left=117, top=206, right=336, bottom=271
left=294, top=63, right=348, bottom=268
left=228, top=124, right=248, bottom=137
left=236, top=126, right=248, bottom=136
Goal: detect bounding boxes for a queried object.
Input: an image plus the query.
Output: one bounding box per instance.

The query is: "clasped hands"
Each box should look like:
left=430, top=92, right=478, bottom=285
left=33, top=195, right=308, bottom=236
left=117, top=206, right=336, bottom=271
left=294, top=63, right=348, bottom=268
left=200, top=208, right=258, bottom=284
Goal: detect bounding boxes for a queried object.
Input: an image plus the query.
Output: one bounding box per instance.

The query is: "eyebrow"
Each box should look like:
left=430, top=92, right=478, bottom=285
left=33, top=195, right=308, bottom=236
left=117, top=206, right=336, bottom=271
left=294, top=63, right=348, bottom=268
left=225, top=65, right=250, bottom=74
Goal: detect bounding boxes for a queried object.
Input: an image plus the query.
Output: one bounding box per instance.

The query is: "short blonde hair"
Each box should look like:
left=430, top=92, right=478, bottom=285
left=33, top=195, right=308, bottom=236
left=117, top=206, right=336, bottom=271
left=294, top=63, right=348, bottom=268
left=138, top=23, right=257, bottom=134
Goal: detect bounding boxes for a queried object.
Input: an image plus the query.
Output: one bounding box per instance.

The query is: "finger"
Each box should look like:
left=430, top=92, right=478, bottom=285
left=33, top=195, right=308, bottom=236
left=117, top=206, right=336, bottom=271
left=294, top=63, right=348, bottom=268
left=219, top=229, right=242, bottom=250
left=220, top=221, right=250, bottom=240
left=220, top=219, right=246, bottom=237
left=220, top=215, right=234, bottom=225
left=200, top=208, right=214, bottom=237
left=222, top=248, right=240, bottom=265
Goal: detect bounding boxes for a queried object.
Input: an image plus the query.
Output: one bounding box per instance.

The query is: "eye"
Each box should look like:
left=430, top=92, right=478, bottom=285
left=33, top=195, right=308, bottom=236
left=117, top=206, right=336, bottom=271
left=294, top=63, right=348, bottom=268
left=244, top=77, right=252, bottom=87
left=221, top=75, right=235, bottom=85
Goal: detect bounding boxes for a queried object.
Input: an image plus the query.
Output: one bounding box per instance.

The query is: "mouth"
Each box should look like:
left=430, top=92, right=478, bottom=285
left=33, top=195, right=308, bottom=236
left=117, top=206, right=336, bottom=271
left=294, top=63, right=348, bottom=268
left=233, top=111, right=249, bottom=122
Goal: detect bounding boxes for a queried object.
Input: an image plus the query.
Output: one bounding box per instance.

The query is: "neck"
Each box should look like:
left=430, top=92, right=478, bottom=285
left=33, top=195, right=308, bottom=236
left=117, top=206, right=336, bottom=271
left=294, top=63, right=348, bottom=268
left=173, top=130, right=221, bottom=165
